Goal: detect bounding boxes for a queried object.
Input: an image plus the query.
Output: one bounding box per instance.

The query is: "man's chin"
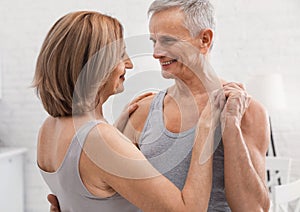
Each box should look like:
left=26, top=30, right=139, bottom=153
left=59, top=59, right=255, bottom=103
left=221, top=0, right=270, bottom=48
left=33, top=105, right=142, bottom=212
left=161, top=70, right=175, bottom=79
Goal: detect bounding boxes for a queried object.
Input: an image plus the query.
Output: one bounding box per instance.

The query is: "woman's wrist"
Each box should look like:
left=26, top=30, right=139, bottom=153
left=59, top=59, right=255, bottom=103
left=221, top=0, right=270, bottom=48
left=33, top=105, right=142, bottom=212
left=222, top=116, right=241, bottom=135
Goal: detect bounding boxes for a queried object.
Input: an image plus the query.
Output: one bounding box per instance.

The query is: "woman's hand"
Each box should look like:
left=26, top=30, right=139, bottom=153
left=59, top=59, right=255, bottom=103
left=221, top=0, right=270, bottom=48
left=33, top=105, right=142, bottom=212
left=221, top=82, right=251, bottom=130
left=114, top=92, right=155, bottom=132
left=197, top=88, right=225, bottom=164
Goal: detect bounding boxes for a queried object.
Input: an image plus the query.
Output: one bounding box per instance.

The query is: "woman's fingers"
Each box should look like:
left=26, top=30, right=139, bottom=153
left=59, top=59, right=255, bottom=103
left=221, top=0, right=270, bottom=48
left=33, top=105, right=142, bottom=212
left=127, top=103, right=139, bottom=114
left=221, top=82, right=251, bottom=123
left=223, top=82, right=246, bottom=90
left=114, top=92, right=156, bottom=132
left=126, top=92, right=155, bottom=115
left=130, top=92, right=155, bottom=105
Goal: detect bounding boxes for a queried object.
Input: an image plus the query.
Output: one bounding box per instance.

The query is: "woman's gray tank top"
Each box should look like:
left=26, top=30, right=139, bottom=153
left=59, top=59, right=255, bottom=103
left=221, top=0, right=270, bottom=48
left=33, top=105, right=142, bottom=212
left=39, top=120, right=140, bottom=212
left=139, top=90, right=231, bottom=211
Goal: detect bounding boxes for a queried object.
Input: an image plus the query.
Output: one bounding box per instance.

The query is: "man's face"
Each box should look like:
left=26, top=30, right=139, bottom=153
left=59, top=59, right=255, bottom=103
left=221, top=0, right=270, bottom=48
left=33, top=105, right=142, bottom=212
left=149, top=7, right=202, bottom=79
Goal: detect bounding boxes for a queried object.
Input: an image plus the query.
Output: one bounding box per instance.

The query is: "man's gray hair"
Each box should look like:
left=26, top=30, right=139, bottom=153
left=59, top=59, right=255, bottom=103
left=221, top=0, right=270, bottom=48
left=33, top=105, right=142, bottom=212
left=148, top=0, right=216, bottom=38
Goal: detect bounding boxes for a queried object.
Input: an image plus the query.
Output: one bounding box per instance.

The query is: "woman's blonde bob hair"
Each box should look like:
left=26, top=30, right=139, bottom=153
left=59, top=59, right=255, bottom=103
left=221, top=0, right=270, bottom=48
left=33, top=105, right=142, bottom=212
left=33, top=11, right=124, bottom=117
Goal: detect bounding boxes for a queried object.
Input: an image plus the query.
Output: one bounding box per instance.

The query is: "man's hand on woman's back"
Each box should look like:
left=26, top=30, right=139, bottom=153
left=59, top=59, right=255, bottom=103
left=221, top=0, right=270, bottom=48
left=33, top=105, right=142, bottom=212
left=48, top=194, right=60, bottom=212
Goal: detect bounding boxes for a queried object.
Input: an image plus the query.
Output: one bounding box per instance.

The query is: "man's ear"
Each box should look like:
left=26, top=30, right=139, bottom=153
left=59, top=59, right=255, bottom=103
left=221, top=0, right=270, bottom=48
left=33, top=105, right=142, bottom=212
left=198, top=28, right=213, bottom=54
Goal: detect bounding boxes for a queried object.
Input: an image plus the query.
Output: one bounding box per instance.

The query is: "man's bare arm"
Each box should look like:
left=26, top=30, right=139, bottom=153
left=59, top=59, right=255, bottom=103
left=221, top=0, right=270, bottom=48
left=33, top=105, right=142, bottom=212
left=122, top=94, right=155, bottom=146
left=223, top=97, right=270, bottom=211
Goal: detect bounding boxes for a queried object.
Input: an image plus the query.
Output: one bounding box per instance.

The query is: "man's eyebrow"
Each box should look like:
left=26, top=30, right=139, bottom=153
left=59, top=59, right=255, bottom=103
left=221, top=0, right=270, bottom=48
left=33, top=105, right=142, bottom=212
left=149, top=35, right=178, bottom=41
left=149, top=37, right=156, bottom=41
left=160, top=35, right=177, bottom=41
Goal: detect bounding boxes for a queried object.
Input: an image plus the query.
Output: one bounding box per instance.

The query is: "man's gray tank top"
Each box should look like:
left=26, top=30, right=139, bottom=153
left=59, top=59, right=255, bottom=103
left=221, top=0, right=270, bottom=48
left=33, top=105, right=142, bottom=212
left=139, top=90, right=231, bottom=211
left=39, top=120, right=140, bottom=212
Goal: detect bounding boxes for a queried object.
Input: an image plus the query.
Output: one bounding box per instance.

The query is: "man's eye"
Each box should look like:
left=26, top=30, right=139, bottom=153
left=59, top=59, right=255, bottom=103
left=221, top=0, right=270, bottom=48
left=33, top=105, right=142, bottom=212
left=161, top=38, right=176, bottom=45
left=165, top=38, right=175, bottom=42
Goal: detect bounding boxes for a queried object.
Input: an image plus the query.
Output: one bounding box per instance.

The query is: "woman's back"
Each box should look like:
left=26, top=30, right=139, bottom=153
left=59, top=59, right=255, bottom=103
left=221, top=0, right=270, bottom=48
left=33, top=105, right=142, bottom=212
left=38, top=119, right=140, bottom=212
left=38, top=117, right=75, bottom=173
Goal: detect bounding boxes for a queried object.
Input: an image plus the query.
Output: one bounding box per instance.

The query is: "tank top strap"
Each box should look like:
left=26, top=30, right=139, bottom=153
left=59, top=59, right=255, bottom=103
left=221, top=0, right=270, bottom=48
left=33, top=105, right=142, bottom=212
left=139, top=90, right=166, bottom=145
left=151, top=89, right=167, bottom=110
left=69, top=120, right=106, bottom=196
left=75, top=120, right=105, bottom=148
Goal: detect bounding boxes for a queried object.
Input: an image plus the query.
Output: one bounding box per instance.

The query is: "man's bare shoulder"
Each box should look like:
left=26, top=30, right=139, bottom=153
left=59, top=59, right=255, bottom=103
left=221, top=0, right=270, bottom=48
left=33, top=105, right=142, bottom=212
left=242, top=97, right=269, bottom=128
left=122, top=93, right=157, bottom=145
left=241, top=97, right=270, bottom=151
left=129, top=93, right=156, bottom=132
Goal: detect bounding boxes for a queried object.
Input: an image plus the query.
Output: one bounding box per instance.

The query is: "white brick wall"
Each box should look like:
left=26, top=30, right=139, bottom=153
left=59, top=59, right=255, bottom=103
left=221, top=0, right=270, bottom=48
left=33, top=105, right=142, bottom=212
left=0, top=0, right=299, bottom=211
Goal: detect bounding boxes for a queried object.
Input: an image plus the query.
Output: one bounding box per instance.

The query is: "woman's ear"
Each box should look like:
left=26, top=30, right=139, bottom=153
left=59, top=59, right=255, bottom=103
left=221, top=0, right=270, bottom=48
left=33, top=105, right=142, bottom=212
left=198, top=28, right=214, bottom=54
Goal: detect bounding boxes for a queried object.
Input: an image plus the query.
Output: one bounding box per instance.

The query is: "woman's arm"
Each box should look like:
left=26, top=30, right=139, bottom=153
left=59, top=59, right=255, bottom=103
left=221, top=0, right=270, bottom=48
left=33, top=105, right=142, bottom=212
left=81, top=103, right=216, bottom=212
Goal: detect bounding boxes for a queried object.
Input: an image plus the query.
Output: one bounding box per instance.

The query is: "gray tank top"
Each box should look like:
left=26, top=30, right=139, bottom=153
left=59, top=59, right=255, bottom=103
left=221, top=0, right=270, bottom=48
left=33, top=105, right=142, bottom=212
left=39, top=120, right=140, bottom=212
left=139, top=90, right=231, bottom=211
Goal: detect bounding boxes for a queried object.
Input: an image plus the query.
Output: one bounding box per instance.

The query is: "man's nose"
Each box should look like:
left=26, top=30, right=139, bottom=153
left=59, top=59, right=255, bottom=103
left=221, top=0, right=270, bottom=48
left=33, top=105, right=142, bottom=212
left=153, top=43, right=166, bottom=59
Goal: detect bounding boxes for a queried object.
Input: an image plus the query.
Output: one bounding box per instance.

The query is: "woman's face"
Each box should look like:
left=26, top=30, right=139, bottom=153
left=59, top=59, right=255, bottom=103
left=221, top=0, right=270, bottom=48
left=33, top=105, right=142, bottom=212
left=106, top=51, right=133, bottom=95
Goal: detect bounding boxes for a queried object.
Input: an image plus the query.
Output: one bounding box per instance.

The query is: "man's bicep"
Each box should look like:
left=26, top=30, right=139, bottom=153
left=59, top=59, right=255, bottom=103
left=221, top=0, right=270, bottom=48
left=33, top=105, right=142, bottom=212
left=242, top=100, right=270, bottom=180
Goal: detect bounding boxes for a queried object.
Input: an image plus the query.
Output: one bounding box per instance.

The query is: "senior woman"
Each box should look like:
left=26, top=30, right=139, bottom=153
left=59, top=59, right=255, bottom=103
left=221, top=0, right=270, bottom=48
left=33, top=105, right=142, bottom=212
left=33, top=11, right=219, bottom=212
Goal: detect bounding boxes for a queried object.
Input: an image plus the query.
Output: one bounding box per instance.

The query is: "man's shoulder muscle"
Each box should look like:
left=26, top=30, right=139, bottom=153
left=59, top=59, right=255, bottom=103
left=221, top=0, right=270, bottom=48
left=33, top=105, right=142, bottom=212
left=241, top=98, right=270, bottom=153
left=123, top=94, right=156, bottom=144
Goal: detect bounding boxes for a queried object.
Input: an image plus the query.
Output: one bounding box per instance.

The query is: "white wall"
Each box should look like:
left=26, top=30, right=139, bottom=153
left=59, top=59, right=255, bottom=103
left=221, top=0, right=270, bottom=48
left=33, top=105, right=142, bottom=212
left=0, top=0, right=299, bottom=211
left=210, top=0, right=300, bottom=183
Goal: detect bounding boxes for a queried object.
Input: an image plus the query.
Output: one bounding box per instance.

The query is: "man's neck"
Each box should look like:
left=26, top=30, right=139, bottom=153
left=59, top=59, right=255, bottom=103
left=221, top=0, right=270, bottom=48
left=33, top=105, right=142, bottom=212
left=168, top=77, right=207, bottom=100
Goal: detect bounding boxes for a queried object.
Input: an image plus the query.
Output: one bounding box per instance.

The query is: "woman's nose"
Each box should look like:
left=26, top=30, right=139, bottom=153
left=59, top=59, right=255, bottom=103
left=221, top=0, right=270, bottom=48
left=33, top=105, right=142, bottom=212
left=125, top=56, right=133, bottom=69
